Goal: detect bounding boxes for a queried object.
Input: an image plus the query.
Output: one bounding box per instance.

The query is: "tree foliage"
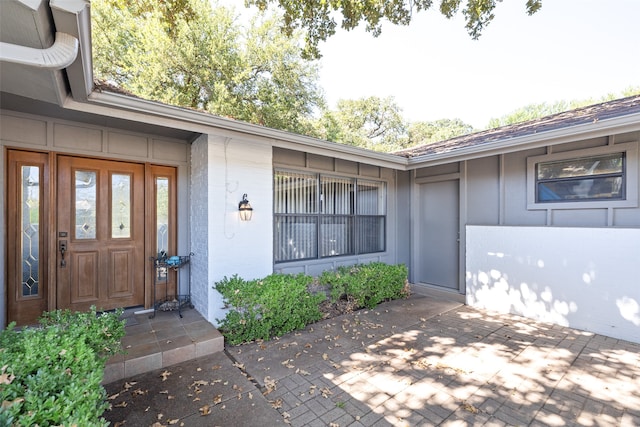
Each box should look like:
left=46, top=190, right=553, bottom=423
left=487, top=86, right=640, bottom=128
left=316, top=96, right=407, bottom=150
left=246, top=0, right=543, bottom=58
left=312, top=97, right=474, bottom=152
left=92, top=0, right=324, bottom=134
left=408, top=119, right=474, bottom=146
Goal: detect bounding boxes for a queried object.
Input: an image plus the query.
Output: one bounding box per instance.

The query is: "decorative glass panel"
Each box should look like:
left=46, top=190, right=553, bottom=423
left=274, top=171, right=317, bottom=213
left=274, top=216, right=318, bottom=262
left=156, top=177, right=169, bottom=254
left=320, top=216, right=353, bottom=257
left=112, top=174, right=131, bottom=238
left=75, top=170, right=97, bottom=239
left=21, top=166, right=40, bottom=297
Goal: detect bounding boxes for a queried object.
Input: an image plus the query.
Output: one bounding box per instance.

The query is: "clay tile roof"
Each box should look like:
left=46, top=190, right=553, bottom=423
left=394, top=95, right=640, bottom=158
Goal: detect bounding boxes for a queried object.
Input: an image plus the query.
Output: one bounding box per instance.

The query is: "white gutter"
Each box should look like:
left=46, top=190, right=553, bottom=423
left=0, top=31, right=78, bottom=69
left=405, top=112, right=640, bottom=169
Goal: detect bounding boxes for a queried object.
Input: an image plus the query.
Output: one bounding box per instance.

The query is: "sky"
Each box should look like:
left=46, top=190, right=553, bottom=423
left=314, top=0, right=640, bottom=129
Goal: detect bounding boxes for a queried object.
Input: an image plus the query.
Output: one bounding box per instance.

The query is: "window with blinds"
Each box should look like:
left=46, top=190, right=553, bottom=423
left=274, top=170, right=386, bottom=263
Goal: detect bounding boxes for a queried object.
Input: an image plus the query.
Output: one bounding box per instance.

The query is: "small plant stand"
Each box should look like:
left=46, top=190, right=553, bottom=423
left=149, top=252, right=194, bottom=319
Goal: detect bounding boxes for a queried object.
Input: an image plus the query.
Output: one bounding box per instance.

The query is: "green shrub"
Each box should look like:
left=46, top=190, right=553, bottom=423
left=321, top=262, right=409, bottom=309
left=215, top=273, right=325, bottom=345
left=0, top=307, right=125, bottom=427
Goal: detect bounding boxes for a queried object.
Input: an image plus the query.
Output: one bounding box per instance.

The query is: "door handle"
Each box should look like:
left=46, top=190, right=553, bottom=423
left=59, top=240, right=67, bottom=267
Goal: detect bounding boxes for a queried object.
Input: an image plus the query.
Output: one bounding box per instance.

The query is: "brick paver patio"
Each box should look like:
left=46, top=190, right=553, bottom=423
left=232, top=295, right=640, bottom=426
left=105, top=293, right=639, bottom=426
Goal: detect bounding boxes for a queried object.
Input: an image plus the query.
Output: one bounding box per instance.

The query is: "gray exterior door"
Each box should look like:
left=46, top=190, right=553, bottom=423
left=417, top=179, right=460, bottom=290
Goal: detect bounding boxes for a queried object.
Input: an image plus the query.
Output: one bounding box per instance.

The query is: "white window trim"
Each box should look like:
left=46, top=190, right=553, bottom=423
left=527, top=141, right=639, bottom=210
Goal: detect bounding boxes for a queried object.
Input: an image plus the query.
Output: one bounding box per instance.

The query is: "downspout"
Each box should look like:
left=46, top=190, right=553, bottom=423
left=0, top=31, right=78, bottom=69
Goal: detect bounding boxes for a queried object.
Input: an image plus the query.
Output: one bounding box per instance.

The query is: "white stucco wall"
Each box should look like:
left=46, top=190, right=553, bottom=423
left=466, top=225, right=640, bottom=343
left=191, top=133, right=273, bottom=326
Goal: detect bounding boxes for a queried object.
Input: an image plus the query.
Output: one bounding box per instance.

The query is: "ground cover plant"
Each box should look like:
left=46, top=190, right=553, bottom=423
left=215, top=262, right=409, bottom=344
left=0, top=307, right=125, bottom=427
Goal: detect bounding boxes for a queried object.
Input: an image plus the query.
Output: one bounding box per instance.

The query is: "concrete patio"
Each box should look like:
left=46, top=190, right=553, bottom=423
left=104, top=291, right=640, bottom=426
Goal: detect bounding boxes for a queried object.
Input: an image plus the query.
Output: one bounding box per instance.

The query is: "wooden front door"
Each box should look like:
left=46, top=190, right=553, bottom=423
left=56, top=156, right=145, bottom=312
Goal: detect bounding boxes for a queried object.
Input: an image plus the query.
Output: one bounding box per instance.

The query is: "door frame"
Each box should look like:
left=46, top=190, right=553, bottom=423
left=5, top=148, right=178, bottom=325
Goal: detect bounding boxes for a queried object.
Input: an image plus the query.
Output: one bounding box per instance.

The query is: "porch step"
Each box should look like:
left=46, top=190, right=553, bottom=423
left=103, top=308, right=224, bottom=385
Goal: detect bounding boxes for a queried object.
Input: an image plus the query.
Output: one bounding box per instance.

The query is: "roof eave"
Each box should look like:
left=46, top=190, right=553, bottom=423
left=64, top=91, right=409, bottom=169
left=406, top=112, right=640, bottom=169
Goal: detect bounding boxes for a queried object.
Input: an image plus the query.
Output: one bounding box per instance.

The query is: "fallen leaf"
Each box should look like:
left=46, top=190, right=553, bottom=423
left=270, top=399, right=283, bottom=409
left=113, top=421, right=126, bottom=427
left=248, top=392, right=253, bottom=400
left=321, top=387, right=333, bottom=398
left=199, top=405, right=211, bottom=416
left=59, top=349, right=67, bottom=356
left=263, top=376, right=277, bottom=395
left=114, top=401, right=128, bottom=408
left=1, top=398, right=24, bottom=409
left=190, top=380, right=209, bottom=388
left=212, top=365, right=221, bottom=370
left=161, top=370, right=172, bottom=381
left=463, top=402, right=479, bottom=414
left=322, top=353, right=329, bottom=360
left=168, top=419, right=180, bottom=425
left=107, top=392, right=120, bottom=400
left=213, top=394, right=223, bottom=404
left=159, top=390, right=169, bottom=394
left=123, top=381, right=137, bottom=390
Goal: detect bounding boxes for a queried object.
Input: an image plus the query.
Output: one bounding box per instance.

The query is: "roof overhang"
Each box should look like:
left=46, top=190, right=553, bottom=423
left=66, top=91, right=409, bottom=170
left=405, top=111, right=640, bottom=169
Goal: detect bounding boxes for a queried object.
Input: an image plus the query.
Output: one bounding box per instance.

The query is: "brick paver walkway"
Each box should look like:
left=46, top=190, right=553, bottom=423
left=105, top=293, right=640, bottom=426
left=232, top=295, right=640, bottom=426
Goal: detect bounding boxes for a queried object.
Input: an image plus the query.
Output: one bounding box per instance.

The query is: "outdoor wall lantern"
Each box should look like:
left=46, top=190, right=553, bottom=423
left=238, top=193, right=253, bottom=221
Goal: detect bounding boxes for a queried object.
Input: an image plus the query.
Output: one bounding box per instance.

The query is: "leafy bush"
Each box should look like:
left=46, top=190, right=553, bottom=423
left=0, top=307, right=125, bottom=427
left=215, top=263, right=409, bottom=344
left=321, top=262, right=409, bottom=309
left=215, top=274, right=325, bottom=345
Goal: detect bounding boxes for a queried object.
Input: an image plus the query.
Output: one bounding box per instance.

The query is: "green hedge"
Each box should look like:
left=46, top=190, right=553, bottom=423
left=215, top=263, right=409, bottom=344
left=0, top=307, right=125, bottom=427
left=215, top=273, right=325, bottom=345
left=321, top=262, right=409, bottom=309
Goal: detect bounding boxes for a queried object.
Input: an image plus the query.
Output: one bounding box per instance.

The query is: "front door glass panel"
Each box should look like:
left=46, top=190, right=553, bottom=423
left=156, top=177, right=169, bottom=254
left=21, top=166, right=40, bottom=297
left=111, top=173, right=132, bottom=238
left=75, top=170, right=97, bottom=239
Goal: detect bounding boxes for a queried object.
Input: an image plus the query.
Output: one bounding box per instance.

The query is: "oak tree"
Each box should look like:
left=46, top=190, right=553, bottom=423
left=246, top=0, right=543, bottom=58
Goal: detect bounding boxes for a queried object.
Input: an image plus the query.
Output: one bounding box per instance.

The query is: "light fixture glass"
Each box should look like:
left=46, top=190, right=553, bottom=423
left=238, top=193, right=253, bottom=221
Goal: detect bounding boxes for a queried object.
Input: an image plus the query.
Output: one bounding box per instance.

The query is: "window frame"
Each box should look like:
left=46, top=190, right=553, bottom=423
left=527, top=142, right=638, bottom=210
left=274, top=169, right=387, bottom=264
